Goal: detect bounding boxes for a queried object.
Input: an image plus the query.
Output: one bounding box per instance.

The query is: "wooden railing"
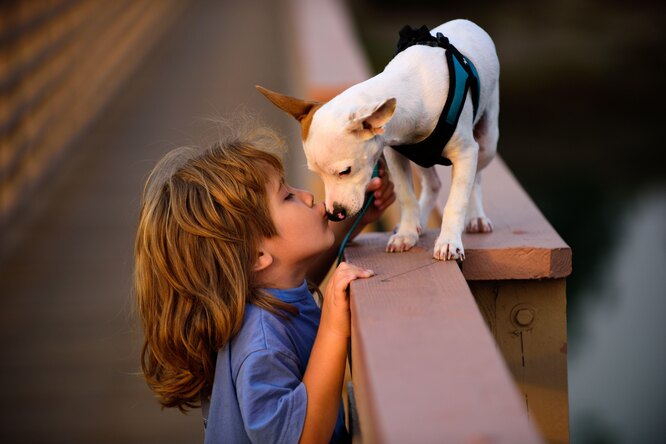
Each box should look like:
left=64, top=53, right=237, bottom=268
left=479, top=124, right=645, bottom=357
left=287, top=0, right=571, bottom=443
left=0, top=0, right=186, bottom=232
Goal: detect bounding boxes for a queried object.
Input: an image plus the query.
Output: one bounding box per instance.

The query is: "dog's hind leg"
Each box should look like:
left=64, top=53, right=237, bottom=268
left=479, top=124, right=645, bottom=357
left=467, top=88, right=499, bottom=233
left=416, top=165, right=441, bottom=229
left=465, top=172, right=493, bottom=233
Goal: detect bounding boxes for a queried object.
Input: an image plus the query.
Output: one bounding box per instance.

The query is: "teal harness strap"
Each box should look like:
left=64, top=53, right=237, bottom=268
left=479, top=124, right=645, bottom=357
left=336, top=163, right=380, bottom=265
left=391, top=26, right=481, bottom=168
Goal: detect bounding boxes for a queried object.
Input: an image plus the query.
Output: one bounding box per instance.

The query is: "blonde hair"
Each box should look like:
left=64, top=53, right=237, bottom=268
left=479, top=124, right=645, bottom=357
left=135, top=123, right=296, bottom=411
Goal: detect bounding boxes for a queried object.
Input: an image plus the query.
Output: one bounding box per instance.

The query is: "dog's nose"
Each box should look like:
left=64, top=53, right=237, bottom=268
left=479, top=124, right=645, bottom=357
left=326, top=203, right=347, bottom=221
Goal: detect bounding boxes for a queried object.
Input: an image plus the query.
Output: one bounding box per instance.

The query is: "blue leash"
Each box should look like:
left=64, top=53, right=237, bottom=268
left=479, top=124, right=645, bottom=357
left=336, top=163, right=380, bottom=265
left=337, top=162, right=379, bottom=378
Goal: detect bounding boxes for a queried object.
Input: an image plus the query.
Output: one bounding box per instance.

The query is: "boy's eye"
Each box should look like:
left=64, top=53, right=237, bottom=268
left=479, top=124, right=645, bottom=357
left=285, top=193, right=295, bottom=200
left=338, top=167, right=351, bottom=176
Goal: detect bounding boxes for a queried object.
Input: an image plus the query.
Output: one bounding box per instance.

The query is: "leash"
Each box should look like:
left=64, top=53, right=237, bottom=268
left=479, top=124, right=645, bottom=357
left=336, top=162, right=379, bottom=381
left=335, top=162, right=380, bottom=265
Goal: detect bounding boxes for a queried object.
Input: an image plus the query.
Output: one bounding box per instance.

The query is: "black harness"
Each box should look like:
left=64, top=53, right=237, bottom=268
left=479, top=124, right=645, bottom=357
left=391, top=25, right=481, bottom=167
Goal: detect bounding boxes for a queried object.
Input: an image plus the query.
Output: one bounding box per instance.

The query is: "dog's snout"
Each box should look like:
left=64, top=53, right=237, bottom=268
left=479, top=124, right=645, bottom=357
left=326, top=203, right=347, bottom=221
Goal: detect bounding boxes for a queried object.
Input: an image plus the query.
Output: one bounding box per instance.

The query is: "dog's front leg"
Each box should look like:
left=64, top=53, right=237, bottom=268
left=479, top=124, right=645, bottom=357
left=435, top=143, right=478, bottom=261
left=383, top=146, right=421, bottom=252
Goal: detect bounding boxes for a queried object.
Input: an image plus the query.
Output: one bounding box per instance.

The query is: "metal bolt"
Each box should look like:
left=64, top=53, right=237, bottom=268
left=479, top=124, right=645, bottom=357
left=515, top=309, right=534, bottom=327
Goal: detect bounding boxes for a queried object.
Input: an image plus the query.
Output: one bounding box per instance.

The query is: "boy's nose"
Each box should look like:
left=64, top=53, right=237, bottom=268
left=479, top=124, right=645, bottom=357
left=296, top=189, right=314, bottom=207
left=306, top=192, right=314, bottom=207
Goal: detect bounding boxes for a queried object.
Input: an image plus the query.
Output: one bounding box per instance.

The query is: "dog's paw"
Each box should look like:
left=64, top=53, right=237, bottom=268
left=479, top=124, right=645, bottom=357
left=433, top=236, right=465, bottom=261
left=386, top=231, right=419, bottom=253
left=465, top=216, right=494, bottom=233
left=392, top=224, right=422, bottom=235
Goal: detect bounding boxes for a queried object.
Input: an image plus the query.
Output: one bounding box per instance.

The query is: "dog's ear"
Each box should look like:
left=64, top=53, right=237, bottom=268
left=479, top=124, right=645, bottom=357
left=256, top=85, right=318, bottom=121
left=347, top=98, right=397, bottom=140
left=256, top=85, right=323, bottom=140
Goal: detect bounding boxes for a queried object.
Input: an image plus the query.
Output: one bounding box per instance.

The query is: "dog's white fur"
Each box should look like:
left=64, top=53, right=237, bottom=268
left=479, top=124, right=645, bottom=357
left=259, top=19, right=499, bottom=260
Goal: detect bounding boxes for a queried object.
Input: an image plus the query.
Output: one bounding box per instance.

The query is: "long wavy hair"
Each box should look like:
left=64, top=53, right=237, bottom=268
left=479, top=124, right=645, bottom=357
left=135, top=122, right=297, bottom=411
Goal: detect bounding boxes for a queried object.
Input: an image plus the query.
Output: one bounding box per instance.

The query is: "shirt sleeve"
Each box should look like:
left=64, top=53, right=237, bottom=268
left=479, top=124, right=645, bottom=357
left=235, top=348, right=307, bottom=444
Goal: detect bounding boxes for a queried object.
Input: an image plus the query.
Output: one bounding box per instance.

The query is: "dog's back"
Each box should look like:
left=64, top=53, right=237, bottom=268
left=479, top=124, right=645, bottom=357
left=430, top=20, right=499, bottom=121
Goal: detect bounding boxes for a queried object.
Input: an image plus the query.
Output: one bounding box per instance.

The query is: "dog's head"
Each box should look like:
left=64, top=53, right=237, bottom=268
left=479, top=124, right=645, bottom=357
left=257, top=85, right=396, bottom=221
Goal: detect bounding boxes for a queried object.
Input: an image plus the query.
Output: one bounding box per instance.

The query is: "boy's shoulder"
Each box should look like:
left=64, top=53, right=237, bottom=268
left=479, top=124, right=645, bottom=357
left=229, top=304, right=299, bottom=369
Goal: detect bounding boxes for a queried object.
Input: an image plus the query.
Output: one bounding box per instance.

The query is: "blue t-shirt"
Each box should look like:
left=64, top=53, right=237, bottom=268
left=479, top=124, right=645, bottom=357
left=203, top=280, right=349, bottom=443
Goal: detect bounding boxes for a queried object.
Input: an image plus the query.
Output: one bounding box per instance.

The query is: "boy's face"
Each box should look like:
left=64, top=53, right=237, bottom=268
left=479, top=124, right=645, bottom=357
left=264, top=173, right=335, bottom=267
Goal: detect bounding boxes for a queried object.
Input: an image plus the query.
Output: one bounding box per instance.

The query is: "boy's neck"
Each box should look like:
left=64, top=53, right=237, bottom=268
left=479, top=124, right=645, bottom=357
left=256, top=261, right=309, bottom=290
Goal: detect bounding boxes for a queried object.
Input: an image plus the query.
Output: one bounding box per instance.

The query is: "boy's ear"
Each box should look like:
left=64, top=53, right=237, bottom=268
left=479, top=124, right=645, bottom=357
left=253, top=249, right=274, bottom=273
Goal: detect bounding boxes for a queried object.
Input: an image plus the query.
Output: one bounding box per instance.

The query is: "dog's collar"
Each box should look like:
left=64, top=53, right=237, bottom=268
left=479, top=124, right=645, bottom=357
left=391, top=25, right=480, bottom=168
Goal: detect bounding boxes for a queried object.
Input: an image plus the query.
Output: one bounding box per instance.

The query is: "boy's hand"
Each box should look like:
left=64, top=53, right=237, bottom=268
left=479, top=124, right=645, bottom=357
left=320, top=262, right=374, bottom=338
left=360, top=159, right=395, bottom=226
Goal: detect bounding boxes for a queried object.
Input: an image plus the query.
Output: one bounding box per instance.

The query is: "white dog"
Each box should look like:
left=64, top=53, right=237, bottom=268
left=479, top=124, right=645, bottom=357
left=258, top=19, right=499, bottom=261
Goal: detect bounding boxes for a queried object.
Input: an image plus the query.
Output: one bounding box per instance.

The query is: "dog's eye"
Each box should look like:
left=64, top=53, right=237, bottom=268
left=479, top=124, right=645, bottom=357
left=338, top=167, right=351, bottom=177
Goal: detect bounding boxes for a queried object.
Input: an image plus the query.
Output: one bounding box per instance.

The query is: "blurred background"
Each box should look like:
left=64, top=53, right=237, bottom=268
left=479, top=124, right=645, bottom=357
left=1, top=0, right=664, bottom=443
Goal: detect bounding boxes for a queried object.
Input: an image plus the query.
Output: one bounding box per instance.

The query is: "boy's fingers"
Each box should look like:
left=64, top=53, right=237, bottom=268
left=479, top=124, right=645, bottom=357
left=377, top=156, right=387, bottom=173
left=378, top=192, right=396, bottom=209
left=335, top=262, right=374, bottom=277
left=333, top=275, right=354, bottom=296
left=334, top=276, right=369, bottom=297
left=367, top=177, right=381, bottom=192
left=333, top=266, right=375, bottom=292
left=375, top=181, right=395, bottom=206
left=337, top=269, right=375, bottom=287
left=375, top=183, right=392, bottom=201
